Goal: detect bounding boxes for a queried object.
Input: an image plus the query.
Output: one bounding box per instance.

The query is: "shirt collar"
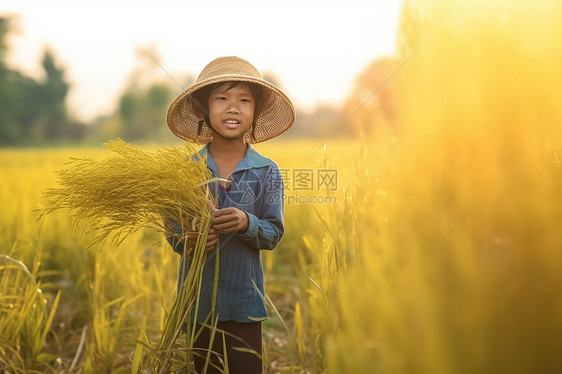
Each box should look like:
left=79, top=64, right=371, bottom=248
left=197, top=143, right=269, bottom=175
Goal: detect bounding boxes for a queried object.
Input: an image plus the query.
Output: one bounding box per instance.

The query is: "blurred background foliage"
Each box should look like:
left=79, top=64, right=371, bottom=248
left=0, top=15, right=370, bottom=146
left=0, top=18, right=86, bottom=145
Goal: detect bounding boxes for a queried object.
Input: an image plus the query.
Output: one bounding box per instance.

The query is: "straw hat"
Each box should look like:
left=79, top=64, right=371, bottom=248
left=167, top=56, right=296, bottom=144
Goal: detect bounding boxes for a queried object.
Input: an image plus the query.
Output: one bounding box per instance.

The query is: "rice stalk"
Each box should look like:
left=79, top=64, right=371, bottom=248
left=252, top=280, right=297, bottom=373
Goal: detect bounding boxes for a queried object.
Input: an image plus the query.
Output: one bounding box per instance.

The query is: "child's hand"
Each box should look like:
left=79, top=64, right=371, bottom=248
left=210, top=203, right=249, bottom=234
left=187, top=228, right=219, bottom=252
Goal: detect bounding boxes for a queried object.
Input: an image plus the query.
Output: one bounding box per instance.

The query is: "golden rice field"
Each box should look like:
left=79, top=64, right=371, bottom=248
left=2, top=0, right=562, bottom=373
left=0, top=140, right=356, bottom=373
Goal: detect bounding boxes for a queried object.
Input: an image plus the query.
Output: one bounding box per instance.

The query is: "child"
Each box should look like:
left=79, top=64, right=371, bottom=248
left=166, top=56, right=295, bottom=374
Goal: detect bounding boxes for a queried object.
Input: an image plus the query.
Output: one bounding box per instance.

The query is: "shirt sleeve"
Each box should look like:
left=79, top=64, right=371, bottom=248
left=237, top=163, right=284, bottom=250
left=164, top=217, right=185, bottom=255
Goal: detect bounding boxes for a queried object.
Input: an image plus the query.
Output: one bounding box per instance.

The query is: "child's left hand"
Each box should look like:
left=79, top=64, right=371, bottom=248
left=209, top=203, right=249, bottom=234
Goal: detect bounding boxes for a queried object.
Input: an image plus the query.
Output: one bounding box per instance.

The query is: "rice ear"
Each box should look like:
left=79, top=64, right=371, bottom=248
left=43, top=139, right=215, bottom=247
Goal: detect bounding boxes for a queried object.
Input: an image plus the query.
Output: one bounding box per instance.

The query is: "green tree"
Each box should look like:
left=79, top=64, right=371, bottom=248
left=0, top=17, right=22, bottom=144
left=119, top=82, right=178, bottom=142
left=37, top=49, right=69, bottom=139
left=0, top=17, right=80, bottom=145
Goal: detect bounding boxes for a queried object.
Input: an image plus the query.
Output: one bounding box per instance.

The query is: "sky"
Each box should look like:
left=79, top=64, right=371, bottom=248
left=2, top=0, right=403, bottom=122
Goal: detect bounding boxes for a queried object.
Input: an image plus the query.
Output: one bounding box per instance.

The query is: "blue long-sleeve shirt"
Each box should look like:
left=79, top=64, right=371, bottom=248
left=167, top=144, right=284, bottom=323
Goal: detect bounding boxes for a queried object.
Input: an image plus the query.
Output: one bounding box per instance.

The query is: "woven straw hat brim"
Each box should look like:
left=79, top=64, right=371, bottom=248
left=167, top=64, right=295, bottom=144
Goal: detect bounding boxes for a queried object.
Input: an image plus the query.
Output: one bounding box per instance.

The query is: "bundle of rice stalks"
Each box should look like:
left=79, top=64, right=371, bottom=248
left=42, top=139, right=219, bottom=372
left=42, top=139, right=213, bottom=247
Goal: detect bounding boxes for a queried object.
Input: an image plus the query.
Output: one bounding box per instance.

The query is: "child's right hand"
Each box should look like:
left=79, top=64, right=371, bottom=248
left=187, top=228, right=219, bottom=252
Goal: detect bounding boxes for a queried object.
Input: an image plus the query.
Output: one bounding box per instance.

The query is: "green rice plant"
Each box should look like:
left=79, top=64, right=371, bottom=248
left=82, top=260, right=145, bottom=373
left=0, top=248, right=61, bottom=372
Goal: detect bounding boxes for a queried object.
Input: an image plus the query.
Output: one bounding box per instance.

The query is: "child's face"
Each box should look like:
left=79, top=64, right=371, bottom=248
left=208, top=83, right=255, bottom=142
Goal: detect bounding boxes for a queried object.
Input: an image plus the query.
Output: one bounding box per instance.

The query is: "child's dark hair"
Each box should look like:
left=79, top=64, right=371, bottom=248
left=191, top=82, right=263, bottom=140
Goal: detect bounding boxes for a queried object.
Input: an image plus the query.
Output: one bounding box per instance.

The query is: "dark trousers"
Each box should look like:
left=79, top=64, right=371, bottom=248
left=193, top=321, right=263, bottom=374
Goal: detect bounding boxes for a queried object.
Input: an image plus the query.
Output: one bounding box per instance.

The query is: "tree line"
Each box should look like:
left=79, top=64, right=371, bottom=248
left=1, top=16, right=399, bottom=146
left=0, top=18, right=187, bottom=146
left=0, top=18, right=85, bottom=145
